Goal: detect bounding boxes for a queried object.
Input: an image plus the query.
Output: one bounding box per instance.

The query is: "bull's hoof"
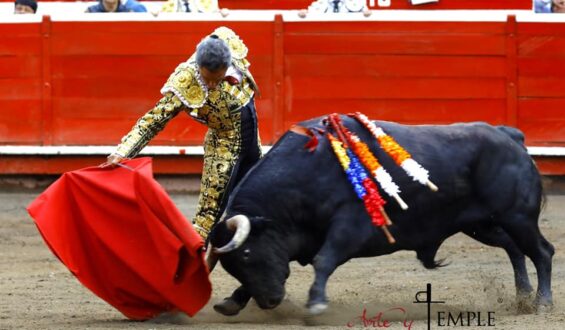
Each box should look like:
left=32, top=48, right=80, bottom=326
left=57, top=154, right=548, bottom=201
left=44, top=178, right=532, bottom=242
left=534, top=294, right=553, bottom=314
left=516, top=299, right=535, bottom=314
left=535, top=303, right=554, bottom=314
left=213, top=298, right=245, bottom=316
left=308, top=302, right=328, bottom=315
left=515, top=292, right=535, bottom=314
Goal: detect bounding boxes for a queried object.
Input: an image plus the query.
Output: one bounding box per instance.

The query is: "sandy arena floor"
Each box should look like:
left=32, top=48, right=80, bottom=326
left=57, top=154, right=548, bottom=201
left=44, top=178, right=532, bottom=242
left=0, top=189, right=564, bottom=330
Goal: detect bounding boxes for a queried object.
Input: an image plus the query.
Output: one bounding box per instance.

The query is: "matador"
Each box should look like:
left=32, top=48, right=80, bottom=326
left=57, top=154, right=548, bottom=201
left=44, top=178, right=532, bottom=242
left=104, top=27, right=262, bottom=240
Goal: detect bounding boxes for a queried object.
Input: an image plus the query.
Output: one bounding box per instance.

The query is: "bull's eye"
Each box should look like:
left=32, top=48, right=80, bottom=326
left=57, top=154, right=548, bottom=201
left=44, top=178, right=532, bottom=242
left=243, top=248, right=251, bottom=260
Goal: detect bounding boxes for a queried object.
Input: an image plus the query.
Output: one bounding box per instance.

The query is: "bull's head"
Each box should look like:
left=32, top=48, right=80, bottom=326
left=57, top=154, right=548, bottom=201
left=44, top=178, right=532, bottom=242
left=209, top=215, right=290, bottom=309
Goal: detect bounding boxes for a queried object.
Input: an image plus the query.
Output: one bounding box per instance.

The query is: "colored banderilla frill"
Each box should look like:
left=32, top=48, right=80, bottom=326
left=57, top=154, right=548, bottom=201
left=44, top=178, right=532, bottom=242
left=331, top=114, right=409, bottom=210
left=327, top=134, right=396, bottom=244
left=351, top=112, right=438, bottom=192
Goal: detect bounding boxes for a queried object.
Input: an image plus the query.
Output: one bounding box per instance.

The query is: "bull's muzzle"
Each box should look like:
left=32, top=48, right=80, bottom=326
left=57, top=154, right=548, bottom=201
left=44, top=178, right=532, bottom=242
left=255, top=291, right=285, bottom=310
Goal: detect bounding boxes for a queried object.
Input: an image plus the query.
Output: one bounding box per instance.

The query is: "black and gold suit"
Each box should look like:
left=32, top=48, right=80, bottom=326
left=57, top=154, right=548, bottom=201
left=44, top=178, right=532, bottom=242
left=114, top=27, right=262, bottom=239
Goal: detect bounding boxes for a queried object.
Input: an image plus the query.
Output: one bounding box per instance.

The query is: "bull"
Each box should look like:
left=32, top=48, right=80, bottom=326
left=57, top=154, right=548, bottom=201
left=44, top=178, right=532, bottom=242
left=207, top=115, right=554, bottom=316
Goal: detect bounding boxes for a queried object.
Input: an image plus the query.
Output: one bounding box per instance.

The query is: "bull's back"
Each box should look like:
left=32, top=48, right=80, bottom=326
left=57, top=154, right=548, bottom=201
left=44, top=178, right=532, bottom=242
left=297, top=116, right=540, bottom=212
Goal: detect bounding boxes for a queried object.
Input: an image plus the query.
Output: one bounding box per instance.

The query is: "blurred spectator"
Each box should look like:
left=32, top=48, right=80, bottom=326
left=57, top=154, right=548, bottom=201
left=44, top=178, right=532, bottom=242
left=298, top=0, right=370, bottom=17
left=306, top=0, right=367, bottom=13
left=535, top=0, right=565, bottom=12
left=161, top=0, right=218, bottom=13
left=14, top=0, right=37, bottom=14
left=124, top=0, right=147, bottom=12
left=86, top=0, right=147, bottom=12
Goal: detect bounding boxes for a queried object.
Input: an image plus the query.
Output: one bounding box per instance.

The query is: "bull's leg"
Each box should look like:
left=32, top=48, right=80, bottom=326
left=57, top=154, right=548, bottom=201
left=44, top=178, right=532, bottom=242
left=463, top=224, right=534, bottom=310
left=497, top=215, right=554, bottom=312
left=307, top=216, right=372, bottom=314
left=307, top=253, right=335, bottom=314
left=452, top=201, right=536, bottom=308
left=213, top=285, right=251, bottom=316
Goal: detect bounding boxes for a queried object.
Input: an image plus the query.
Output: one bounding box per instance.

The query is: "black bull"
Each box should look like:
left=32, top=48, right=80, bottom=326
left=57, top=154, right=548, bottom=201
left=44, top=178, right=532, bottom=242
left=208, top=115, right=554, bottom=315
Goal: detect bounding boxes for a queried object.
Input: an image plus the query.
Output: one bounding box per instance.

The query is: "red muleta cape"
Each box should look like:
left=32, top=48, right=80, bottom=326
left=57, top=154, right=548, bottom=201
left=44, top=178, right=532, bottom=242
left=27, top=157, right=211, bottom=320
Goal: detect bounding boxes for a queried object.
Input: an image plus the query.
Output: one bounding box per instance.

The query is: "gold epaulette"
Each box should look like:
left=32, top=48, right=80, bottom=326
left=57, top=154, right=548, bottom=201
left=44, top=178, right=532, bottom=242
left=160, top=62, right=207, bottom=109
left=212, top=27, right=260, bottom=94
left=212, top=27, right=248, bottom=60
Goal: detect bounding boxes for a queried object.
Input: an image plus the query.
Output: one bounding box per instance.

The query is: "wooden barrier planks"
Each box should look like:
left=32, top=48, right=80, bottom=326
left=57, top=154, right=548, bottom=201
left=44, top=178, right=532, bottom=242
left=46, top=20, right=276, bottom=145
left=284, top=20, right=509, bottom=129
left=0, top=22, right=43, bottom=144
left=517, top=22, right=565, bottom=146
left=0, top=15, right=563, bottom=175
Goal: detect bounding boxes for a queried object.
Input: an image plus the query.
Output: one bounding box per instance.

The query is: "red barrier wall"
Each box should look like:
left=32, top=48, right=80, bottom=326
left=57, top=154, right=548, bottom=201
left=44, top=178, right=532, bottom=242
left=0, top=21, right=43, bottom=145
left=0, top=14, right=564, bottom=175
left=517, top=22, right=565, bottom=146
left=283, top=20, right=509, bottom=128
left=48, top=20, right=276, bottom=146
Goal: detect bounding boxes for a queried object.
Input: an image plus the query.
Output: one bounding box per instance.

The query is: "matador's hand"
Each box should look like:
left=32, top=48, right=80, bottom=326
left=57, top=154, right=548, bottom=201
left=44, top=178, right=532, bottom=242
left=99, top=153, right=125, bottom=168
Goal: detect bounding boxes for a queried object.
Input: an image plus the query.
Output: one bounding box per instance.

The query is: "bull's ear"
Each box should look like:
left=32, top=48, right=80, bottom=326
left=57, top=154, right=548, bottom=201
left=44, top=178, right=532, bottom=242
left=249, top=216, right=272, bottom=233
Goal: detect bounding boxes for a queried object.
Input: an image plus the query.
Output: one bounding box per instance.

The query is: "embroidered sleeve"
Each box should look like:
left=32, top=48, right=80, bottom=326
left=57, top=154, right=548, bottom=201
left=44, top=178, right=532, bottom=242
left=114, top=92, right=184, bottom=158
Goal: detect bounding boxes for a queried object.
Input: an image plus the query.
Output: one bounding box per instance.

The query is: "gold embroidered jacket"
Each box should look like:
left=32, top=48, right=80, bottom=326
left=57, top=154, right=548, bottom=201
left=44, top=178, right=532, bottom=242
left=115, top=27, right=257, bottom=158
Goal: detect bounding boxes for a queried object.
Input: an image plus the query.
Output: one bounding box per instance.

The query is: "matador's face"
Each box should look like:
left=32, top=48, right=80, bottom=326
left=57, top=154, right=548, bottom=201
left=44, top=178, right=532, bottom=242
left=199, top=66, right=228, bottom=90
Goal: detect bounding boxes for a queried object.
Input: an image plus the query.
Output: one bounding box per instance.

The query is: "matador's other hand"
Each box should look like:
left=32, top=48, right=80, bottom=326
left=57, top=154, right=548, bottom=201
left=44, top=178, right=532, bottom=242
left=100, top=153, right=125, bottom=168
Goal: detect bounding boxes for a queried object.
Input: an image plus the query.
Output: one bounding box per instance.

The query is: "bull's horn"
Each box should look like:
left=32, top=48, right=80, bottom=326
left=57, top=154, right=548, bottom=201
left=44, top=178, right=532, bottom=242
left=205, top=243, right=219, bottom=272
left=213, top=215, right=251, bottom=254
